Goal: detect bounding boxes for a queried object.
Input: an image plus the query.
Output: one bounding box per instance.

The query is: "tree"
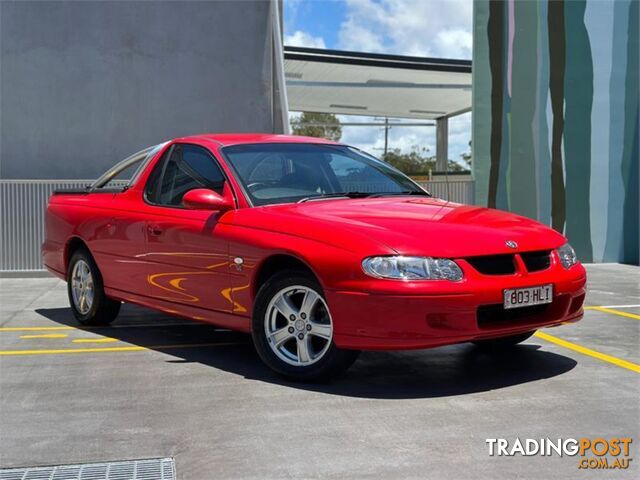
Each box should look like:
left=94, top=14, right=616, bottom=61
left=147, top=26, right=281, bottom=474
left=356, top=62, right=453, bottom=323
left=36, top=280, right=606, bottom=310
left=382, top=146, right=434, bottom=173
left=291, top=112, right=342, bottom=141
left=382, top=145, right=469, bottom=175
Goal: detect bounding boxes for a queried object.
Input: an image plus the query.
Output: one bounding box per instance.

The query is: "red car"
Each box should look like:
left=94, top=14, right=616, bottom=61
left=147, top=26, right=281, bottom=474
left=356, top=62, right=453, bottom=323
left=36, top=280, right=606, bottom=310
left=43, top=134, right=586, bottom=380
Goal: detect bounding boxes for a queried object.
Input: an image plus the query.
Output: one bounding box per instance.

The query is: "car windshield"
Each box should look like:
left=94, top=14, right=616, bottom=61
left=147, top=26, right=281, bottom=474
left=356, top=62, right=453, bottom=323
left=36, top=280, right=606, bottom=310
left=222, top=143, right=428, bottom=206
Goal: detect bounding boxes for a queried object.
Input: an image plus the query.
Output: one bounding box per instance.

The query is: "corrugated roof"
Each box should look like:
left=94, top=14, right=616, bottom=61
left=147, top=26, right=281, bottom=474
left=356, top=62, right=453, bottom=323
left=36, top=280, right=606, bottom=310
left=284, top=47, right=472, bottom=120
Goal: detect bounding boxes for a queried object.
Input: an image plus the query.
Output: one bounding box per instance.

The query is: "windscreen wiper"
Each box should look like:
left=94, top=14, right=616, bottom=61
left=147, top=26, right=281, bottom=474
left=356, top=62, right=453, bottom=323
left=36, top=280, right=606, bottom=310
left=368, top=191, right=431, bottom=198
left=297, top=192, right=372, bottom=203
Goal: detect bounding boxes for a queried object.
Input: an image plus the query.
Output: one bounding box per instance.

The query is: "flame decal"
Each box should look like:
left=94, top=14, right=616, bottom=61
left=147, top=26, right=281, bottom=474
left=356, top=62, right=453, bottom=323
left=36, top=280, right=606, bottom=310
left=146, top=261, right=229, bottom=303
left=221, top=284, right=251, bottom=313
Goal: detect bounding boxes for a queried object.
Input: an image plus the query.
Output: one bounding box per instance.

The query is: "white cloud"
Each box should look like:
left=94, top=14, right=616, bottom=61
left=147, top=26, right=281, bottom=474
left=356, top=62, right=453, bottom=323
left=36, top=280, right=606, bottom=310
left=434, top=28, right=473, bottom=59
left=284, top=30, right=327, bottom=49
left=338, top=0, right=473, bottom=59
left=338, top=15, right=386, bottom=53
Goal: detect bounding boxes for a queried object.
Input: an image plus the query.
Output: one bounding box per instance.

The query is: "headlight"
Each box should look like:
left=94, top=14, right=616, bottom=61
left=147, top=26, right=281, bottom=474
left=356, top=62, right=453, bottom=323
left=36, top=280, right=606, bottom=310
left=556, top=243, right=577, bottom=269
left=362, top=256, right=463, bottom=281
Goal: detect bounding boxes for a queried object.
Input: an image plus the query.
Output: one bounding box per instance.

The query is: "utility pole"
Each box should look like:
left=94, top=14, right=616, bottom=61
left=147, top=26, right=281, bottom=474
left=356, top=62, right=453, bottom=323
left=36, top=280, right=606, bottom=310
left=383, top=117, right=389, bottom=156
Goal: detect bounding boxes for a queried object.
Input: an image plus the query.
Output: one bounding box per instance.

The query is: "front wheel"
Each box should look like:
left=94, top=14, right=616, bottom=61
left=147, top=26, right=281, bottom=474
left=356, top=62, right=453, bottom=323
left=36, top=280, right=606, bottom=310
left=67, top=249, right=121, bottom=326
left=252, top=271, right=359, bottom=381
left=472, top=331, right=536, bottom=350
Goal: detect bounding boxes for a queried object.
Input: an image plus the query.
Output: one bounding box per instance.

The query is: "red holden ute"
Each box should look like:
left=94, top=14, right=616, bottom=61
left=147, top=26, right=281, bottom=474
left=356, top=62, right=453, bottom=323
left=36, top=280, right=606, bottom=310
left=43, top=134, right=586, bottom=380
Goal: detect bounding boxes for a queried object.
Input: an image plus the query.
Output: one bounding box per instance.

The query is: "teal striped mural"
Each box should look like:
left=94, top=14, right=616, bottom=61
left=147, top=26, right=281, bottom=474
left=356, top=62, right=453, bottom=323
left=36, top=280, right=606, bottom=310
left=472, top=0, right=639, bottom=264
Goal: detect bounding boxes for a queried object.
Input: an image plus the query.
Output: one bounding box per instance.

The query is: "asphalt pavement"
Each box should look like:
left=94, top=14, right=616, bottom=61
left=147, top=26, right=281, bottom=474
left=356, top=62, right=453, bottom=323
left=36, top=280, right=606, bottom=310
left=0, top=264, right=638, bottom=479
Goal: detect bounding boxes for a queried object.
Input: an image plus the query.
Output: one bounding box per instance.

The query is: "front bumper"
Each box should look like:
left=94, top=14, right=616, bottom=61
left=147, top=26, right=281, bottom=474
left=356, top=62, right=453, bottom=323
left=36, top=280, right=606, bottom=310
left=326, top=260, right=586, bottom=350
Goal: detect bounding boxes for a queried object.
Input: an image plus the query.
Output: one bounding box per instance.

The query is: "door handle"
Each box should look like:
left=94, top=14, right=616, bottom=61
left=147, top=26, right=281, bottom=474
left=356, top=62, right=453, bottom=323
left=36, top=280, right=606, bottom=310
left=147, top=225, right=163, bottom=236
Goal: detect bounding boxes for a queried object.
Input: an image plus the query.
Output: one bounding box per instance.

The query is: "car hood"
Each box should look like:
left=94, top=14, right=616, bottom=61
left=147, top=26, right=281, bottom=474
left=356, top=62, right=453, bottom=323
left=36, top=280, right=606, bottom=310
left=226, top=197, right=566, bottom=257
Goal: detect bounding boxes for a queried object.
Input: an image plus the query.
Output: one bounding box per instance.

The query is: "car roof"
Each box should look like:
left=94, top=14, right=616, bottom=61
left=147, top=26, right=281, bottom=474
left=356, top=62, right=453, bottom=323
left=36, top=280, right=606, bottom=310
left=174, top=133, right=342, bottom=147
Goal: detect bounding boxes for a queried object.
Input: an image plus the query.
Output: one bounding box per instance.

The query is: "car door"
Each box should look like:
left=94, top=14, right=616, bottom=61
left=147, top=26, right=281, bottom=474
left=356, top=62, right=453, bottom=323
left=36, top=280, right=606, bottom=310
left=141, top=143, right=233, bottom=313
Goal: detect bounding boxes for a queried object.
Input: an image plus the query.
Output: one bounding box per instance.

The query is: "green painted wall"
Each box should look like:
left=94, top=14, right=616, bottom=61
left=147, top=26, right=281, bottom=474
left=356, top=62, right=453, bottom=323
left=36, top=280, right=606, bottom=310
left=473, top=0, right=638, bottom=264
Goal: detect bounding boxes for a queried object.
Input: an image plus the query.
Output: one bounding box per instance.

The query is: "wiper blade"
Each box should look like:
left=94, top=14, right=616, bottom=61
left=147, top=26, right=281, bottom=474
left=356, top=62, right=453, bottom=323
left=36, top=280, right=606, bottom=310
left=368, top=191, right=431, bottom=198
left=297, top=192, right=372, bottom=203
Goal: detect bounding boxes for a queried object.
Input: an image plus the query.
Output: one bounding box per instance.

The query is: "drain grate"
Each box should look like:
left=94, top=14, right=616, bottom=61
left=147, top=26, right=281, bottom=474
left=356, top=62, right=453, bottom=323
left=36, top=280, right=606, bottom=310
left=0, top=457, right=175, bottom=480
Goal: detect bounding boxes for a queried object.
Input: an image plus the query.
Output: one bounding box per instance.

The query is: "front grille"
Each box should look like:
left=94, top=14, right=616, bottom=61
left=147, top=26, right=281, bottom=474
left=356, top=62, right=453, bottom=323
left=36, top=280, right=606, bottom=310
left=466, top=254, right=516, bottom=275
left=477, top=303, right=549, bottom=329
left=466, top=250, right=552, bottom=275
left=521, top=250, right=551, bottom=272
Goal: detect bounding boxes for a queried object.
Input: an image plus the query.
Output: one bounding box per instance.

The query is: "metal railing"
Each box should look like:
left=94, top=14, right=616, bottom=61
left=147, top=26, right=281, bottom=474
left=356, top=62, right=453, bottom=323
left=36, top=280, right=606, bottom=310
left=0, top=179, right=475, bottom=272
left=1, top=180, right=92, bottom=272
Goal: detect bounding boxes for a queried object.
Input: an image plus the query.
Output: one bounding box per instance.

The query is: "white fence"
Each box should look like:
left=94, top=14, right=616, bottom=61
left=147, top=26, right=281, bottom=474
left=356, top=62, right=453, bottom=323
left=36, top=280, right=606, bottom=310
left=415, top=180, right=474, bottom=204
left=0, top=179, right=475, bottom=272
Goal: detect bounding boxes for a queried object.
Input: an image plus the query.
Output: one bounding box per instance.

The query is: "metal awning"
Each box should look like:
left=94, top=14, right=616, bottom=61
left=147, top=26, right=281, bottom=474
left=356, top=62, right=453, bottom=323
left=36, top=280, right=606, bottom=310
left=284, top=47, right=472, bottom=120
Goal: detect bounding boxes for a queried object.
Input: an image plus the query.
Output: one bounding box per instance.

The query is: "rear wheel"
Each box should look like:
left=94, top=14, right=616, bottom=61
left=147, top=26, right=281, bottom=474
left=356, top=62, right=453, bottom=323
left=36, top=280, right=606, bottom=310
left=252, top=271, right=359, bottom=381
left=472, top=331, right=535, bottom=350
left=67, top=249, right=120, bottom=326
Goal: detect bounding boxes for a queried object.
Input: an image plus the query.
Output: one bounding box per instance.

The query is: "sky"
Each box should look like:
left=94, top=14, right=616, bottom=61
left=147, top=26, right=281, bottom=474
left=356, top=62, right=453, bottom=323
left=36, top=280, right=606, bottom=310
left=284, top=0, right=473, bottom=166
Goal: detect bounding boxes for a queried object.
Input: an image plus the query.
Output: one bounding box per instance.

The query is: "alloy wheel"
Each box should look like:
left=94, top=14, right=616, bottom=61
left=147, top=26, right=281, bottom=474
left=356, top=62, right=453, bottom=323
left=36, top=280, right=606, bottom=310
left=71, top=259, right=94, bottom=315
left=264, top=285, right=333, bottom=366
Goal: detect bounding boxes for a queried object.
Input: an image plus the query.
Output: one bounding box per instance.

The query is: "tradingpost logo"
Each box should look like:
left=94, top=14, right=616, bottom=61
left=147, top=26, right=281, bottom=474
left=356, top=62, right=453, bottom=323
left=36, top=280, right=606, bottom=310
left=486, top=437, right=633, bottom=470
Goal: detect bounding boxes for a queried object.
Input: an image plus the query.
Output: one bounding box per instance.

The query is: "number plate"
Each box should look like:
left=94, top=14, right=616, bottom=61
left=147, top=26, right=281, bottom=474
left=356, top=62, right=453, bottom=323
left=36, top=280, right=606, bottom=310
left=503, top=284, right=553, bottom=309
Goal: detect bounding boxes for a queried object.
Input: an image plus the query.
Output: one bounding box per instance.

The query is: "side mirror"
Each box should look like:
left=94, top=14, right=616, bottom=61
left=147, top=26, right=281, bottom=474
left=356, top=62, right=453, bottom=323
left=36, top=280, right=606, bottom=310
left=182, top=188, right=233, bottom=211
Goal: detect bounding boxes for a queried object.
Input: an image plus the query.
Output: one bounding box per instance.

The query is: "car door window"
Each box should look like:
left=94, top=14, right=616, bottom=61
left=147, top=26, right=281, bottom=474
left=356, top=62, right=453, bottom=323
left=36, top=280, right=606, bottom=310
left=146, top=144, right=225, bottom=207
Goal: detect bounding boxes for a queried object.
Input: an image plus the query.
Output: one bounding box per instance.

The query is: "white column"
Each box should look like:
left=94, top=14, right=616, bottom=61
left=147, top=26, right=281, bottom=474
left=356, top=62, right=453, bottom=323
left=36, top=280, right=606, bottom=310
left=436, top=117, right=449, bottom=171
left=271, top=0, right=290, bottom=134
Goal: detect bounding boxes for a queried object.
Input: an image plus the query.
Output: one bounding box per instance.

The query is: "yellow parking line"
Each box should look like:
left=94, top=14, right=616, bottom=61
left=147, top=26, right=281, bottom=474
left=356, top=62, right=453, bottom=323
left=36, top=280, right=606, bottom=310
left=0, top=342, right=239, bottom=356
left=534, top=331, right=640, bottom=373
left=596, top=304, right=640, bottom=309
left=19, top=333, right=68, bottom=339
left=0, top=346, right=148, bottom=355
left=0, top=322, right=207, bottom=332
left=72, top=338, right=118, bottom=344
left=585, top=306, right=640, bottom=320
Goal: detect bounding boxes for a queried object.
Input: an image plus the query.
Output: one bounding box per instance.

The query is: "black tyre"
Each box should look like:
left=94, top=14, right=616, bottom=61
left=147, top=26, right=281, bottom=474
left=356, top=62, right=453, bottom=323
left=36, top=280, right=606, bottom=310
left=252, top=270, right=359, bottom=381
left=472, top=331, right=536, bottom=350
left=67, top=248, right=120, bottom=326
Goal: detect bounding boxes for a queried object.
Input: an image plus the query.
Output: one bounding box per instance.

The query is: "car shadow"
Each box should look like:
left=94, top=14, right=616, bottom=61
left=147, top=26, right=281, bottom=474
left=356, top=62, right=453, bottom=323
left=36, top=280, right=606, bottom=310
left=35, top=304, right=577, bottom=400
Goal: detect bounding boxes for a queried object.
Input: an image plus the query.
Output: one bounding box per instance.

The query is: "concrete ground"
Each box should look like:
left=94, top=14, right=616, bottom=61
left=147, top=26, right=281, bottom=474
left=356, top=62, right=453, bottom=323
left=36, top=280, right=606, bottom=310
left=0, top=264, right=638, bottom=479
